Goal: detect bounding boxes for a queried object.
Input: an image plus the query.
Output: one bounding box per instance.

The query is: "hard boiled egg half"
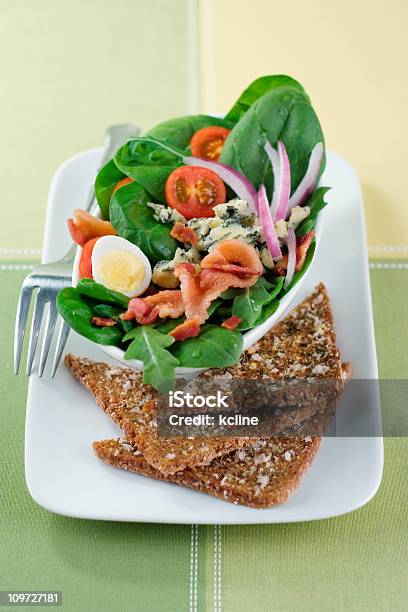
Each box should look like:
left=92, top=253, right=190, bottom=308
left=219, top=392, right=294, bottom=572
left=91, top=235, right=152, bottom=298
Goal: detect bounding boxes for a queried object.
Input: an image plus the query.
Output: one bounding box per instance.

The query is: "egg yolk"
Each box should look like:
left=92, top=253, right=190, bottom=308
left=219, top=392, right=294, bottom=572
left=98, top=251, right=145, bottom=294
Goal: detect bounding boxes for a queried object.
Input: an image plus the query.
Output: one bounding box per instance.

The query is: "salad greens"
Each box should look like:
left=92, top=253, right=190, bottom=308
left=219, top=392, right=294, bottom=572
left=231, top=277, right=285, bottom=331
left=221, top=86, right=325, bottom=200
left=147, top=114, right=233, bottom=151
left=114, top=139, right=181, bottom=203
left=77, top=278, right=130, bottom=308
left=56, top=288, right=122, bottom=346
left=170, top=325, right=243, bottom=368
left=225, top=75, right=308, bottom=123
left=282, top=241, right=316, bottom=294
left=109, top=180, right=177, bottom=264
left=295, top=187, right=330, bottom=236
left=123, top=326, right=179, bottom=393
left=58, top=74, right=329, bottom=391
left=94, top=159, right=126, bottom=220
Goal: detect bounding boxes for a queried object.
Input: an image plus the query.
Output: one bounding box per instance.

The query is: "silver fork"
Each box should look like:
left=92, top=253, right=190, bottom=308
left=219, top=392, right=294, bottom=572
left=14, top=123, right=141, bottom=378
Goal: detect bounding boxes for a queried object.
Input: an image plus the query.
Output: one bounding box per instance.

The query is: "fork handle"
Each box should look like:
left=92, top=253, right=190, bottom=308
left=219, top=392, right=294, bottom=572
left=60, top=123, right=141, bottom=264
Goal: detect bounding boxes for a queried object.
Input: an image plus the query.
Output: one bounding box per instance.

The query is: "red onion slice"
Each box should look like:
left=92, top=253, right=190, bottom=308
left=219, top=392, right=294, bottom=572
left=284, top=227, right=297, bottom=290
left=258, top=184, right=282, bottom=260
left=288, top=142, right=324, bottom=210
left=264, top=141, right=291, bottom=221
left=145, top=137, right=258, bottom=213
left=184, top=156, right=258, bottom=213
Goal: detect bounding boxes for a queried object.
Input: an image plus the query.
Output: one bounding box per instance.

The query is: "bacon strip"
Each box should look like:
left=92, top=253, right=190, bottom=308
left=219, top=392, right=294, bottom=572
left=170, top=222, right=198, bottom=246
left=144, top=290, right=185, bottom=319
left=175, top=263, right=258, bottom=324
left=201, top=240, right=263, bottom=277
left=121, top=291, right=185, bottom=325
left=221, top=315, right=242, bottom=330
left=170, top=316, right=201, bottom=341
left=274, top=231, right=315, bottom=276
left=92, top=316, right=116, bottom=327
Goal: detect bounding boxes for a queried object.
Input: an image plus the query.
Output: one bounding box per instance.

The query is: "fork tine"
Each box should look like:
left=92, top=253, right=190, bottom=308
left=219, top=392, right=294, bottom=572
left=38, top=301, right=58, bottom=377
left=14, top=283, right=34, bottom=374
left=26, top=291, right=48, bottom=376
left=51, top=318, right=70, bottom=378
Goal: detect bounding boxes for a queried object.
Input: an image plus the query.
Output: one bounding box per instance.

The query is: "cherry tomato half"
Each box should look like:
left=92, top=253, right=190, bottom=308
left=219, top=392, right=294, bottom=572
left=190, top=126, right=231, bottom=161
left=165, top=166, right=226, bottom=219
left=112, top=177, right=133, bottom=194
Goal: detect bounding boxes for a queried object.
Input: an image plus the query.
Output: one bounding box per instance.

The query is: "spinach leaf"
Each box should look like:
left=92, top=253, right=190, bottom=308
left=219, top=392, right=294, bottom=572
left=77, top=278, right=130, bottom=308
left=114, top=138, right=181, bottom=203
left=254, top=299, right=280, bottom=326
left=124, top=326, right=179, bottom=392
left=232, top=282, right=271, bottom=330
left=296, top=187, right=330, bottom=236
left=220, top=86, right=325, bottom=200
left=220, top=287, right=241, bottom=300
left=232, top=276, right=285, bottom=330
left=171, top=325, right=243, bottom=368
left=283, top=241, right=316, bottom=294
left=92, top=304, right=133, bottom=334
left=215, top=305, right=233, bottom=320
left=93, top=304, right=121, bottom=318
left=147, top=114, right=233, bottom=151
left=226, top=75, right=309, bottom=123
left=56, top=288, right=122, bottom=346
left=154, top=316, right=185, bottom=334
left=94, top=159, right=126, bottom=219
left=265, top=276, right=285, bottom=299
left=109, top=181, right=177, bottom=264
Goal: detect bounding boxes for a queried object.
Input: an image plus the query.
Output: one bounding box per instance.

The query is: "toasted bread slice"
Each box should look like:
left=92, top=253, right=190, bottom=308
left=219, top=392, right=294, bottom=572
left=66, top=283, right=348, bottom=477
left=65, top=355, right=250, bottom=475
left=93, top=436, right=321, bottom=509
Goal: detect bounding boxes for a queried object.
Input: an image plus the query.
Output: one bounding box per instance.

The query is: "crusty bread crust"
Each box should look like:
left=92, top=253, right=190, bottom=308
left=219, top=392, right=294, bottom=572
left=93, top=436, right=321, bottom=509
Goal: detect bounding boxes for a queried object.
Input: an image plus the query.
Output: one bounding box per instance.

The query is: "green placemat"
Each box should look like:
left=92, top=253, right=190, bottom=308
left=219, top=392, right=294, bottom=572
left=0, top=261, right=407, bottom=611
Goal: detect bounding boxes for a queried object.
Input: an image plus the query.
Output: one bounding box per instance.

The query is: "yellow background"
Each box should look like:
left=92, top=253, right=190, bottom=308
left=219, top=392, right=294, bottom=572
left=1, top=0, right=407, bottom=255
left=199, top=0, right=408, bottom=254
left=0, top=0, right=195, bottom=253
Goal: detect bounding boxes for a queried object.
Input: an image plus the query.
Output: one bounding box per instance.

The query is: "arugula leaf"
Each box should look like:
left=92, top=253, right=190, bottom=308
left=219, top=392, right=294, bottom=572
left=124, top=326, right=179, bottom=392
left=94, top=159, right=126, bottom=219
left=109, top=181, right=177, bottom=264
left=296, top=187, right=330, bottom=236
left=221, top=86, right=325, bottom=200
left=171, top=325, right=243, bottom=368
left=225, top=75, right=309, bottom=123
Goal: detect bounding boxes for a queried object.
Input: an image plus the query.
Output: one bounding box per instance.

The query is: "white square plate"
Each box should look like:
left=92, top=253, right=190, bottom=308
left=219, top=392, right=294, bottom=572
left=25, top=149, right=383, bottom=524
